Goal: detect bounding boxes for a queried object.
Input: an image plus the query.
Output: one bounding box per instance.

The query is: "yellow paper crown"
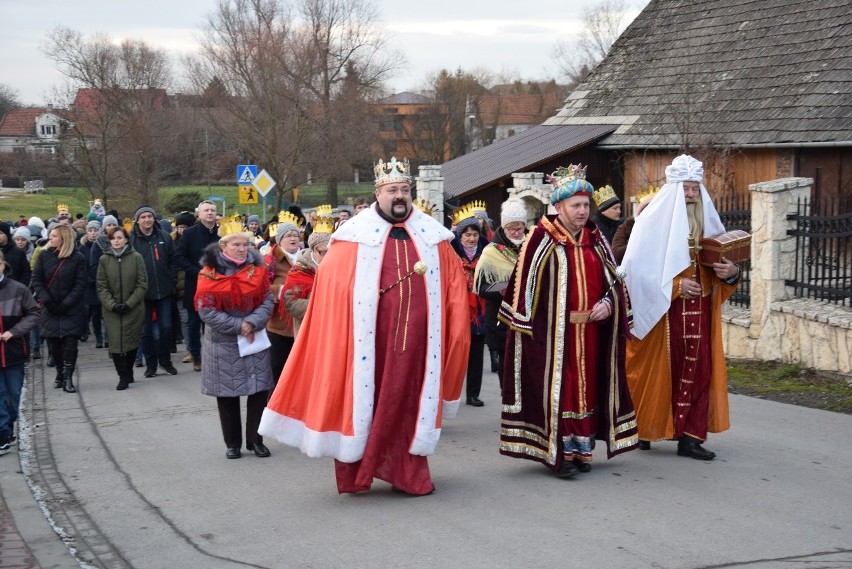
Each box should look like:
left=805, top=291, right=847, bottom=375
left=315, top=204, right=333, bottom=217
left=122, top=218, right=133, bottom=232
left=219, top=214, right=248, bottom=237
left=374, top=156, right=411, bottom=187
left=57, top=203, right=69, bottom=213
left=636, top=185, right=662, bottom=204
left=313, top=217, right=335, bottom=235
left=452, top=202, right=479, bottom=226
left=592, top=185, right=618, bottom=208
left=413, top=198, right=435, bottom=216
left=268, top=211, right=303, bottom=239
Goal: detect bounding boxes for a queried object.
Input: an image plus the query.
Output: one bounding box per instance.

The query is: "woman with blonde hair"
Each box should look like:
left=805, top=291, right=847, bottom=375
left=31, top=224, right=88, bottom=393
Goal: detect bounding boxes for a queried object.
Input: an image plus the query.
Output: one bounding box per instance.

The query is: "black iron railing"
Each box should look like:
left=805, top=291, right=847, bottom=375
left=715, top=193, right=751, bottom=308
left=786, top=195, right=852, bottom=307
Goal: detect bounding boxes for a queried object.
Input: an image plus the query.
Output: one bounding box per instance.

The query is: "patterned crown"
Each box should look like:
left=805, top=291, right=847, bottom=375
left=219, top=214, right=249, bottom=238
left=312, top=216, right=335, bottom=235
left=314, top=204, right=333, bottom=218
left=57, top=203, right=70, bottom=213
left=547, top=164, right=594, bottom=205
left=592, top=185, right=620, bottom=210
left=413, top=198, right=435, bottom=216
left=374, top=157, right=411, bottom=187
left=636, top=185, right=662, bottom=205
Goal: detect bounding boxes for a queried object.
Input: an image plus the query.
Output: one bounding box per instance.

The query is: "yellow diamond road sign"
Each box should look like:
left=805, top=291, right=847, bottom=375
left=251, top=169, right=276, bottom=197
left=238, top=185, right=258, bottom=204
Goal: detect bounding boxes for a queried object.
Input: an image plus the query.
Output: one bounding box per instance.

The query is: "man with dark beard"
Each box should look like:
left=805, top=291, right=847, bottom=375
left=620, top=154, right=741, bottom=460
left=260, top=157, right=470, bottom=496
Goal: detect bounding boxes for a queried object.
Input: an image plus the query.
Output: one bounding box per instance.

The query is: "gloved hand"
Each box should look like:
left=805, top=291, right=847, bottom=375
left=114, top=303, right=130, bottom=314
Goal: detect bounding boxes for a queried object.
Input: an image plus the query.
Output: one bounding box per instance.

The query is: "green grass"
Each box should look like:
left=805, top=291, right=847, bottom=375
left=0, top=183, right=376, bottom=222
left=727, top=359, right=852, bottom=414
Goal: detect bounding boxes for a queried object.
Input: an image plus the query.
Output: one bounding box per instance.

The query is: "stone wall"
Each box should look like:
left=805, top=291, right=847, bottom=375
left=721, top=177, right=852, bottom=376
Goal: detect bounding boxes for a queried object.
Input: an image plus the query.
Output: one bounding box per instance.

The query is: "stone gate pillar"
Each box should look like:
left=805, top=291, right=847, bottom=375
left=417, top=165, right=444, bottom=223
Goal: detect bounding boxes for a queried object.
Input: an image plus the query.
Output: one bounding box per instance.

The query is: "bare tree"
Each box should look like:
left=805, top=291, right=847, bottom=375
left=42, top=27, right=173, bottom=209
left=188, top=0, right=400, bottom=208
left=0, top=83, right=20, bottom=117
left=553, top=0, right=633, bottom=86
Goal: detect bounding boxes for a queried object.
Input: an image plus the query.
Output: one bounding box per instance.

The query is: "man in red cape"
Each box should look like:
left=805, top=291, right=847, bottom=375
left=499, top=165, right=637, bottom=478
left=259, top=157, right=470, bottom=495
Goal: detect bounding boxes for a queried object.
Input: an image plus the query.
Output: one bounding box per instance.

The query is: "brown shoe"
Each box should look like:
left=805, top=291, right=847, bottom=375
left=182, top=352, right=193, bottom=363
left=193, top=357, right=201, bottom=372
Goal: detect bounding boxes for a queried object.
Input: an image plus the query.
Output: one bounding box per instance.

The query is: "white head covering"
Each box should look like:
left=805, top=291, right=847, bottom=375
left=621, top=155, right=725, bottom=339
left=500, top=199, right=527, bottom=228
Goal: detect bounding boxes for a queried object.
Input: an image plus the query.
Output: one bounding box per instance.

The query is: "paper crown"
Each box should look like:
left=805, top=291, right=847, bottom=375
left=268, top=211, right=303, bottom=239
left=592, top=185, right=620, bottom=211
left=547, top=164, right=594, bottom=205
left=413, top=198, right=435, bottom=216
left=312, top=216, right=335, bottom=235
left=452, top=202, right=482, bottom=229
left=122, top=218, right=133, bottom=232
left=57, top=203, right=69, bottom=213
left=219, top=214, right=249, bottom=238
left=314, top=204, right=333, bottom=218
left=374, top=157, right=411, bottom=187
left=636, top=185, right=662, bottom=205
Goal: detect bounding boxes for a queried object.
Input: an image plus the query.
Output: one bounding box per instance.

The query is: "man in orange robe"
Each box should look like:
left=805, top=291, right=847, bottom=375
left=259, top=157, right=470, bottom=495
left=621, top=154, right=742, bottom=460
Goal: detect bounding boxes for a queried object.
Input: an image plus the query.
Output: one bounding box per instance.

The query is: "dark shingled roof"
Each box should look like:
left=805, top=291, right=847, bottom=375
left=441, top=124, right=616, bottom=198
left=545, top=0, right=852, bottom=147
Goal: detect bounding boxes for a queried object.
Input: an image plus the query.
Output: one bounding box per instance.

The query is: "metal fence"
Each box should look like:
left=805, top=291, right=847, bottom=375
left=786, top=195, right=852, bottom=307
left=715, top=193, right=751, bottom=308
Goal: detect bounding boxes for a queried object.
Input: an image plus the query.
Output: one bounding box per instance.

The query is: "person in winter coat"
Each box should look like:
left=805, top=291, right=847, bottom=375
left=0, top=250, right=43, bottom=454
left=12, top=227, right=35, bottom=264
left=0, top=222, right=32, bottom=286
left=79, top=220, right=103, bottom=345
left=195, top=228, right=274, bottom=459
left=89, top=215, right=120, bottom=349
left=30, top=224, right=87, bottom=393
left=450, top=207, right=488, bottom=407
left=97, top=227, right=148, bottom=390
left=281, top=217, right=333, bottom=338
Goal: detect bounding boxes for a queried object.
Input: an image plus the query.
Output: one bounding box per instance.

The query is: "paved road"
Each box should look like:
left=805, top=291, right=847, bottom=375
left=2, top=341, right=851, bottom=569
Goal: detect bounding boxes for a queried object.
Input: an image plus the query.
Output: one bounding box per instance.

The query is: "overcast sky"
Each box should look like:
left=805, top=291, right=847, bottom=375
left=1, top=0, right=646, bottom=106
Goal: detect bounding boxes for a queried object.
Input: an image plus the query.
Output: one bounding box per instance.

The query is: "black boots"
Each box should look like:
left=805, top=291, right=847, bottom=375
left=677, top=435, right=715, bottom=460
left=63, top=368, right=77, bottom=393
left=53, top=361, right=64, bottom=388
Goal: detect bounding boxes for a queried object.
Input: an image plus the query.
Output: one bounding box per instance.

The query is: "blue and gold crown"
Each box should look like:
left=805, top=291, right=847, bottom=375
left=374, top=157, right=411, bottom=188
left=547, top=164, right=594, bottom=205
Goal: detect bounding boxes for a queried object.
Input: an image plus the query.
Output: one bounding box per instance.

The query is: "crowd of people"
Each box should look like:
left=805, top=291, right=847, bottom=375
left=1, top=154, right=742, bottom=493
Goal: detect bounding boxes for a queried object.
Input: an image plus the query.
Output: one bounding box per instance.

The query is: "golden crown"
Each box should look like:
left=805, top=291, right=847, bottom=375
left=219, top=214, right=248, bottom=238
left=313, top=217, right=335, bottom=235
left=57, top=203, right=69, bottom=213
left=452, top=202, right=479, bottom=226
left=268, top=211, right=303, bottom=238
left=122, top=218, right=133, bottom=232
left=592, top=185, right=618, bottom=208
left=413, top=198, right=435, bottom=216
left=315, top=204, right=333, bottom=217
left=374, top=157, right=411, bottom=187
left=636, top=185, right=662, bottom=204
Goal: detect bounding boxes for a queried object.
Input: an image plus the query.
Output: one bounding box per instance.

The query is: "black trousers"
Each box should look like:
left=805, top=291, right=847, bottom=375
left=47, top=336, right=79, bottom=377
left=466, top=334, right=485, bottom=399
left=112, top=351, right=137, bottom=383
left=268, top=332, right=294, bottom=391
left=216, top=391, right=268, bottom=448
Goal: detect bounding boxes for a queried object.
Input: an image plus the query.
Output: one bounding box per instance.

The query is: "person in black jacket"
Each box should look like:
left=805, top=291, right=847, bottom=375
left=0, top=222, right=32, bottom=286
left=0, top=249, right=42, bottom=453
left=130, top=206, right=178, bottom=378
left=174, top=201, right=219, bottom=372
left=590, top=184, right=623, bottom=245
left=31, top=224, right=88, bottom=393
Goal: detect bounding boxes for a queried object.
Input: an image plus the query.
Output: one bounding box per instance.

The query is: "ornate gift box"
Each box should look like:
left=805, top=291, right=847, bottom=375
left=699, top=230, right=751, bottom=266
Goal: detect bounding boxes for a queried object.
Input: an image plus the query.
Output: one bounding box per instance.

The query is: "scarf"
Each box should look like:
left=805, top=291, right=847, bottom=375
left=194, top=261, right=270, bottom=314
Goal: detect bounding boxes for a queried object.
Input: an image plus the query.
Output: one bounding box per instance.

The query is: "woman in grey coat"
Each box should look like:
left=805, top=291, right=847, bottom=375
left=196, top=229, right=274, bottom=459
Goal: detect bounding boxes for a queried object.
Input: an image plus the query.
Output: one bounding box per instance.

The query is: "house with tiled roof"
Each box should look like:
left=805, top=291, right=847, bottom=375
left=470, top=90, right=565, bottom=150
left=440, top=0, right=851, bottom=219
left=0, top=107, right=66, bottom=154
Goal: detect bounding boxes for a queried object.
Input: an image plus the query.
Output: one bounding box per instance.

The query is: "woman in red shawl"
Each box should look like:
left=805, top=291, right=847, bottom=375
left=282, top=217, right=334, bottom=338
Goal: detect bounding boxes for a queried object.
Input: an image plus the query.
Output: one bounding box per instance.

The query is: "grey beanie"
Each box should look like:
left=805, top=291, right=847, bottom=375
left=247, top=214, right=260, bottom=224
left=102, top=215, right=119, bottom=227
left=276, top=221, right=301, bottom=244
left=12, top=226, right=31, bottom=241
left=134, top=205, right=156, bottom=222
left=455, top=216, right=481, bottom=235
left=86, top=220, right=101, bottom=231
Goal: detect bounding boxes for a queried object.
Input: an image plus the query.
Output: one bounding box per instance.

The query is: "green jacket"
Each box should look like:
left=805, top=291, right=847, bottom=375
left=97, top=246, right=148, bottom=355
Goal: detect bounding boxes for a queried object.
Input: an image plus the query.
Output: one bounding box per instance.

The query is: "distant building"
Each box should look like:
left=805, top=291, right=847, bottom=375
left=372, top=92, right=449, bottom=170
left=0, top=107, right=65, bottom=155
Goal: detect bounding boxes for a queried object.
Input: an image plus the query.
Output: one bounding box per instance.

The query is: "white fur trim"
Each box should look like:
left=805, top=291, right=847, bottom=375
left=258, top=409, right=367, bottom=462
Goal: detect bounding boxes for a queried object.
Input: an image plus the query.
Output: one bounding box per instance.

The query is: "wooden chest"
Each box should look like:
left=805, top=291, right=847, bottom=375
left=699, top=230, right=751, bottom=266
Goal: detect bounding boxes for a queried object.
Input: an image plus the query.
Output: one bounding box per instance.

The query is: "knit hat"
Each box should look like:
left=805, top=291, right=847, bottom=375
left=86, top=220, right=101, bottom=231
left=174, top=211, right=196, bottom=227
left=500, top=199, right=527, bottom=228
left=12, top=226, right=32, bottom=242
left=247, top=214, right=260, bottom=225
left=86, top=211, right=98, bottom=221
left=0, top=222, right=10, bottom=240
left=455, top=216, right=481, bottom=235
left=102, top=215, right=119, bottom=228
left=27, top=217, right=45, bottom=238
left=134, top=205, right=156, bottom=222
left=276, top=220, right=301, bottom=244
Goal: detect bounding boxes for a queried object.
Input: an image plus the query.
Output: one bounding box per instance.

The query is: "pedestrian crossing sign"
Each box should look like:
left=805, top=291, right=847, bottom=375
left=237, top=165, right=257, bottom=185
left=238, top=185, right=259, bottom=204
